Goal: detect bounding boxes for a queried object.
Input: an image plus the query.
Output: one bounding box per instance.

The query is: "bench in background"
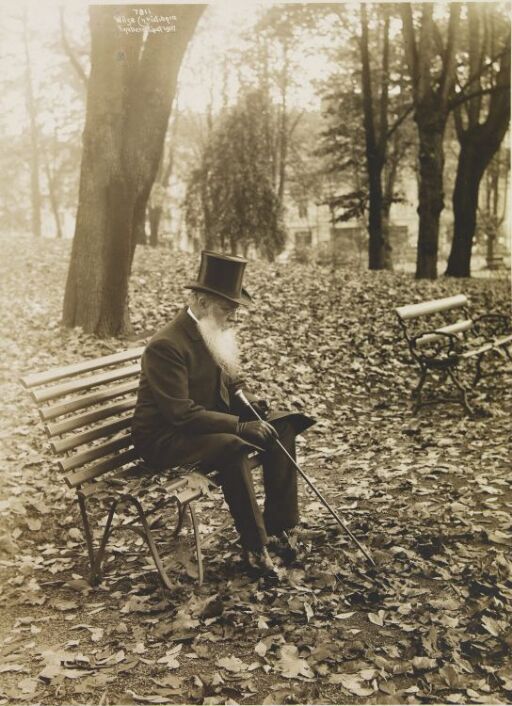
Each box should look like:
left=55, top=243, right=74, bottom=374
left=21, top=349, right=259, bottom=590
left=395, top=294, right=512, bottom=414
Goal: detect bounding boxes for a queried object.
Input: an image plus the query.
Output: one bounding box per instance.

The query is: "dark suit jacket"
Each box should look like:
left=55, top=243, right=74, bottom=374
left=132, top=308, right=247, bottom=457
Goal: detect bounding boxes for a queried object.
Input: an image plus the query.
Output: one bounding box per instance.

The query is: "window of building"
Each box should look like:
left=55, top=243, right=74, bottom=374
left=298, top=201, right=308, bottom=219
left=295, top=230, right=312, bottom=248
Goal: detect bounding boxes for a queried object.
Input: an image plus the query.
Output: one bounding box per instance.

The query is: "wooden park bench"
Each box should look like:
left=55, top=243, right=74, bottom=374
left=21, top=348, right=260, bottom=590
left=395, top=294, right=512, bottom=415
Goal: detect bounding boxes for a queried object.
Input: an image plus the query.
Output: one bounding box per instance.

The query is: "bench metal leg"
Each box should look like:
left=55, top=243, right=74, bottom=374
left=412, top=365, right=474, bottom=416
left=113, top=494, right=179, bottom=591
left=447, top=368, right=474, bottom=415
left=90, top=499, right=120, bottom=585
left=125, top=495, right=178, bottom=591
left=77, top=495, right=100, bottom=584
left=412, top=368, right=428, bottom=414
left=79, top=492, right=206, bottom=591
left=188, top=503, right=204, bottom=586
left=174, top=503, right=187, bottom=538
left=473, top=353, right=485, bottom=386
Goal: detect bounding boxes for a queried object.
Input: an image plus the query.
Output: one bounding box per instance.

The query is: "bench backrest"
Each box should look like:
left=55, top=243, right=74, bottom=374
left=395, top=294, right=473, bottom=351
left=21, top=347, right=145, bottom=490
left=395, top=294, right=468, bottom=321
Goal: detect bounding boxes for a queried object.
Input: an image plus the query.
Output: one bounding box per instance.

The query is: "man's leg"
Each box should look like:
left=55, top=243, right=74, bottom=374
left=215, top=446, right=268, bottom=550
left=143, top=432, right=268, bottom=551
left=261, top=419, right=299, bottom=536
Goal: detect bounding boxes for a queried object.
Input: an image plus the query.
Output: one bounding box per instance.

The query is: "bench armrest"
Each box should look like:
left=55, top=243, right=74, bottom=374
left=410, top=330, right=462, bottom=366
left=473, top=313, right=511, bottom=338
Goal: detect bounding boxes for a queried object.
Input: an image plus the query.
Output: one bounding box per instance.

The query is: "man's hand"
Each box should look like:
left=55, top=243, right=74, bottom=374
left=236, top=420, right=278, bottom=447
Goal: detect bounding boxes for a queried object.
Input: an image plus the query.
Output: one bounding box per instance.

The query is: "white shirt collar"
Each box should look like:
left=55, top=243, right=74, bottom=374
left=186, top=306, right=199, bottom=324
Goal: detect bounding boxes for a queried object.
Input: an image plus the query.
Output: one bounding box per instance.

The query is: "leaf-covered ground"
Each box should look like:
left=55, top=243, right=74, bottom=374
left=0, top=234, right=511, bottom=706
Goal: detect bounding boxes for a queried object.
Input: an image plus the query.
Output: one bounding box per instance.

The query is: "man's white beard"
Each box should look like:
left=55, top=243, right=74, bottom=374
left=197, top=315, right=240, bottom=378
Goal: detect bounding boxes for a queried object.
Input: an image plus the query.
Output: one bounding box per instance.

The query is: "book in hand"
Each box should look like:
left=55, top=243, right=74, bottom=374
left=267, top=410, right=316, bottom=436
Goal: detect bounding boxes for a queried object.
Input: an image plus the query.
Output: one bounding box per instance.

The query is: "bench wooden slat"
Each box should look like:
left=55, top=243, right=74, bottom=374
left=58, top=432, right=133, bottom=473
left=414, top=320, right=473, bottom=348
left=65, top=448, right=140, bottom=488
left=21, top=347, right=144, bottom=389
left=78, top=473, right=190, bottom=499
left=174, top=486, right=204, bottom=505
left=32, top=365, right=140, bottom=404
left=51, top=417, right=133, bottom=454
left=460, top=334, right=512, bottom=359
left=461, top=342, right=499, bottom=358
left=396, top=295, right=468, bottom=320
left=494, top=333, right=512, bottom=347
left=45, top=399, right=136, bottom=437
left=40, top=381, right=139, bottom=421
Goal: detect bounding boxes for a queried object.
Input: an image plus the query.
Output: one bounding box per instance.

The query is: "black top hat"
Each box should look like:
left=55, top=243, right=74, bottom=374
left=185, top=250, right=252, bottom=306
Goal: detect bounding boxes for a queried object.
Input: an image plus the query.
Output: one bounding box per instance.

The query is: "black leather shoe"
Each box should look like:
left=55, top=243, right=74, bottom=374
left=269, top=530, right=302, bottom=565
left=242, top=547, right=278, bottom=578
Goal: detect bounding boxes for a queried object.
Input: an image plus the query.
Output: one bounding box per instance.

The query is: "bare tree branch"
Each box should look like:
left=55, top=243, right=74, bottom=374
left=59, top=7, right=88, bottom=89
left=454, top=44, right=509, bottom=101
left=448, top=83, right=509, bottom=111
left=439, top=3, right=461, bottom=108
left=400, top=4, right=418, bottom=100
left=386, top=103, right=414, bottom=140
left=288, top=109, right=305, bottom=140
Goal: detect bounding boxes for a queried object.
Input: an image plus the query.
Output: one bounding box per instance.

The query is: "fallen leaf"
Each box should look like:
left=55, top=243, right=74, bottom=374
left=368, top=610, right=385, bottom=626
left=255, top=641, right=267, bottom=657
left=0, top=664, right=28, bottom=674
left=216, top=655, right=250, bottom=673
left=413, top=656, right=437, bottom=671
left=277, top=644, right=314, bottom=679
left=328, top=673, right=374, bottom=696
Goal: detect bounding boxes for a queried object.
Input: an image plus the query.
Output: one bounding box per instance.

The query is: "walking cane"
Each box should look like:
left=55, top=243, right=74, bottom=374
left=235, top=390, right=375, bottom=567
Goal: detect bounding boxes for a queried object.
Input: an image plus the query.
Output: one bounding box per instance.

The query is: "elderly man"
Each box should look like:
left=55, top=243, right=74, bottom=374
left=132, top=251, right=313, bottom=577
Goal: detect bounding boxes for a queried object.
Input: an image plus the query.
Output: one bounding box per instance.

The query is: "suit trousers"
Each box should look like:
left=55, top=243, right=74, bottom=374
left=140, top=418, right=299, bottom=550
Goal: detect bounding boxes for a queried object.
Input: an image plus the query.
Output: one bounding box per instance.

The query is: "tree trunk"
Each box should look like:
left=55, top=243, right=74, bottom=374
left=381, top=201, right=393, bottom=271
left=148, top=111, right=179, bottom=247
left=276, top=42, right=289, bottom=204
left=445, top=141, right=484, bottom=276
left=360, top=3, right=392, bottom=271
left=400, top=3, right=460, bottom=280
left=133, top=194, right=148, bottom=249
left=446, top=21, right=510, bottom=277
left=23, top=9, right=42, bottom=238
left=62, top=5, right=204, bottom=337
left=447, top=124, right=509, bottom=277
left=149, top=205, right=163, bottom=246
left=200, top=165, right=215, bottom=250
left=43, top=157, right=63, bottom=239
left=367, top=162, right=385, bottom=269
left=415, top=119, right=446, bottom=279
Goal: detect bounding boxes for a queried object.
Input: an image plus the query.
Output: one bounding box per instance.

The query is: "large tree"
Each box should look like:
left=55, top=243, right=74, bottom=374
left=360, top=3, right=391, bottom=269
left=400, top=3, right=461, bottom=279
left=184, top=89, right=286, bottom=261
left=62, top=5, right=204, bottom=336
left=230, top=6, right=310, bottom=214
left=316, top=4, right=414, bottom=269
left=446, top=6, right=510, bottom=277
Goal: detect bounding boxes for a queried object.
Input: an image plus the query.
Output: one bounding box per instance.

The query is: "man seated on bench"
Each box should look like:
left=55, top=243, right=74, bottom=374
left=132, top=251, right=314, bottom=579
